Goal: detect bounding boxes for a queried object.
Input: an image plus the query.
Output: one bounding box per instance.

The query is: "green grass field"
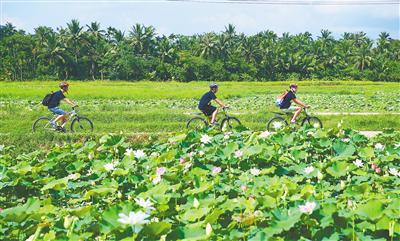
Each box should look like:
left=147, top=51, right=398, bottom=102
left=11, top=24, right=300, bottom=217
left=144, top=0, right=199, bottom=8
left=1, top=80, right=399, bottom=150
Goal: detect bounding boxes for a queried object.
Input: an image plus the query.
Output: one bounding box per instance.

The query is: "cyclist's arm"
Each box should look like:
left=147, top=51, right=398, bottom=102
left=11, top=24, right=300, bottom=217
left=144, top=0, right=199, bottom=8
left=63, top=98, right=77, bottom=107
left=293, top=98, right=308, bottom=108
left=215, top=99, right=227, bottom=108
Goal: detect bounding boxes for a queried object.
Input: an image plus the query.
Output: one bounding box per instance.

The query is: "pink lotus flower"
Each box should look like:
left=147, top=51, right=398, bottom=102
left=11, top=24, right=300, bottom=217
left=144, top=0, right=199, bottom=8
left=371, top=163, right=378, bottom=170
left=241, top=185, right=247, bottom=192
left=179, top=158, right=187, bottom=164
left=212, top=166, right=222, bottom=176
left=375, top=167, right=381, bottom=174
left=156, top=167, right=166, bottom=176
left=234, top=150, right=243, bottom=159
left=299, top=201, right=317, bottom=214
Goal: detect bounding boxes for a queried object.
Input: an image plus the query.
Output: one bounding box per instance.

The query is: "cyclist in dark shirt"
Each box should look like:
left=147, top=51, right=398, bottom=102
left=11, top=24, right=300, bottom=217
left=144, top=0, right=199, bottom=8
left=279, top=83, right=309, bottom=124
left=198, top=83, right=228, bottom=124
left=48, top=82, right=78, bottom=130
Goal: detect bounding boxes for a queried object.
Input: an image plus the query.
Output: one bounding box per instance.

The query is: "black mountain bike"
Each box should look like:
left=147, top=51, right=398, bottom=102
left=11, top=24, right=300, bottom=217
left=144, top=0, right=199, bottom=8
left=187, top=107, right=241, bottom=131
left=266, top=108, right=322, bottom=131
left=32, top=107, right=94, bottom=133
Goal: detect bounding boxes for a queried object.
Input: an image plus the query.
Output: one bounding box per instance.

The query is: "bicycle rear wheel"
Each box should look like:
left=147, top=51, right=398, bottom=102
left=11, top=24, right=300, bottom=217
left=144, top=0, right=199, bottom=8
left=221, top=117, right=241, bottom=131
left=266, top=116, right=288, bottom=132
left=71, top=117, right=94, bottom=132
left=302, top=116, right=323, bottom=129
left=187, top=117, right=208, bottom=130
left=32, top=117, right=54, bottom=132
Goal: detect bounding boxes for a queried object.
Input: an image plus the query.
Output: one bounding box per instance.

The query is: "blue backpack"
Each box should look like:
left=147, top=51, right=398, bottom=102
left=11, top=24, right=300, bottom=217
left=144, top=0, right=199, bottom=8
left=275, top=91, right=288, bottom=108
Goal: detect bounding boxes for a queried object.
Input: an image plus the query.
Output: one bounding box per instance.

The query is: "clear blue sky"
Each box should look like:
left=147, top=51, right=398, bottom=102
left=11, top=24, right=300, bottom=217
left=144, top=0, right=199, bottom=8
left=1, top=0, right=399, bottom=39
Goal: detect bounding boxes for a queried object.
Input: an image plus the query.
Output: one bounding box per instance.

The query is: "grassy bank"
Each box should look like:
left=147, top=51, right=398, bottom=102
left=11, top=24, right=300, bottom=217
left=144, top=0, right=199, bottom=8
left=1, top=80, right=399, bottom=150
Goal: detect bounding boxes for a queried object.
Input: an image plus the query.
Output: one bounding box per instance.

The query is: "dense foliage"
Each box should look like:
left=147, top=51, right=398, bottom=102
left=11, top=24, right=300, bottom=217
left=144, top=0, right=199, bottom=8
left=1, top=127, right=399, bottom=240
left=1, top=21, right=400, bottom=82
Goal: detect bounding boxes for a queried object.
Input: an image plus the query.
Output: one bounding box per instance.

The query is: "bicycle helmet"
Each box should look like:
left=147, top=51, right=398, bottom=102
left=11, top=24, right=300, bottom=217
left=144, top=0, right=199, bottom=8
left=59, top=82, right=69, bottom=90
left=209, top=82, right=218, bottom=89
left=290, top=83, right=298, bottom=89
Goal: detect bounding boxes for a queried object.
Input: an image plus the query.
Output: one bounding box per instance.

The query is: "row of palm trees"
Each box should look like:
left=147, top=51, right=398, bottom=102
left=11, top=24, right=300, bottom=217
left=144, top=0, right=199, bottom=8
left=0, top=20, right=399, bottom=81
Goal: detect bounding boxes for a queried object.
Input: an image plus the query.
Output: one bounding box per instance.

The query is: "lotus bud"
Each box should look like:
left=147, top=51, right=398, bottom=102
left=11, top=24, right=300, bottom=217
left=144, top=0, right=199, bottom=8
left=193, top=198, right=200, bottom=208
left=206, top=223, right=212, bottom=236
left=340, top=180, right=346, bottom=189
left=64, top=215, right=76, bottom=229
left=317, top=171, right=323, bottom=180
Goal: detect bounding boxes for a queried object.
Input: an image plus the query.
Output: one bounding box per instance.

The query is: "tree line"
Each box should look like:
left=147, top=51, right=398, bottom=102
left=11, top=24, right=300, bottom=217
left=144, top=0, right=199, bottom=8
left=1, top=20, right=399, bottom=81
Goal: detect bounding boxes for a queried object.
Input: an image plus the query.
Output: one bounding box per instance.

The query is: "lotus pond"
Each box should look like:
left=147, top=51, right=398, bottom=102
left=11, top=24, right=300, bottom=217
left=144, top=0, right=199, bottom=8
left=0, top=127, right=399, bottom=240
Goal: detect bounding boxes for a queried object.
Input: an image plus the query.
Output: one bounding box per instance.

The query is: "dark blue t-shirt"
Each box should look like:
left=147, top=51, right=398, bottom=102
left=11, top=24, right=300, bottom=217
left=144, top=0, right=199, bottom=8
left=48, top=90, right=66, bottom=108
left=280, top=90, right=296, bottom=109
left=198, top=91, right=217, bottom=109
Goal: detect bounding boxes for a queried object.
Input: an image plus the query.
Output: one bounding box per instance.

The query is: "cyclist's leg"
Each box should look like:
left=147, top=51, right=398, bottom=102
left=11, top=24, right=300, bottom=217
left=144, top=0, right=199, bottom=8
left=210, top=106, right=218, bottom=124
left=49, top=107, right=67, bottom=126
left=201, top=105, right=217, bottom=124
left=290, top=106, right=302, bottom=123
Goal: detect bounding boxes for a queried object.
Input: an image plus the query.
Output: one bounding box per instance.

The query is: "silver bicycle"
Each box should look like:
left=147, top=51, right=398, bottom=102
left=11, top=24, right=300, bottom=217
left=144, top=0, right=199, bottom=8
left=32, top=107, right=93, bottom=133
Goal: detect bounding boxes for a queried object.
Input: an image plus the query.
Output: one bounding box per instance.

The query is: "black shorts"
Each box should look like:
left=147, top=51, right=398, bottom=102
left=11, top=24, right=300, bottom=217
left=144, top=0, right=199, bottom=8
left=200, top=105, right=217, bottom=116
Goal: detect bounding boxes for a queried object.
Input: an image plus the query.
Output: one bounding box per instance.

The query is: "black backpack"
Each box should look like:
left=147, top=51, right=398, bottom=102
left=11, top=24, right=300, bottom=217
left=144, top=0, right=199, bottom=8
left=42, top=92, right=54, bottom=106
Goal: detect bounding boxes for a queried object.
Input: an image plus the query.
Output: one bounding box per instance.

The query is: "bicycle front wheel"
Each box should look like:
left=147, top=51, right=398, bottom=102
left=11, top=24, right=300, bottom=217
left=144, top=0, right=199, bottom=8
left=302, top=116, right=323, bottom=129
left=32, top=117, right=53, bottom=132
left=266, top=117, right=288, bottom=132
left=71, top=117, right=94, bottom=132
left=221, top=117, right=241, bottom=131
left=186, top=117, right=208, bottom=130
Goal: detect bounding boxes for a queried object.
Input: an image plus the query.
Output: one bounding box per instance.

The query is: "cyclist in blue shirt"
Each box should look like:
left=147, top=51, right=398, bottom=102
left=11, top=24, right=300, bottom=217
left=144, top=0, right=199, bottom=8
left=279, top=83, right=309, bottom=124
left=198, top=83, right=228, bottom=125
left=48, top=82, right=78, bottom=130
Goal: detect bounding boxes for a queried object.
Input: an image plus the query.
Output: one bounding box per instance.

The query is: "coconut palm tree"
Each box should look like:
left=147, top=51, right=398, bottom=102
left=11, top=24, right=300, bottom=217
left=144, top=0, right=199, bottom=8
left=352, top=40, right=373, bottom=71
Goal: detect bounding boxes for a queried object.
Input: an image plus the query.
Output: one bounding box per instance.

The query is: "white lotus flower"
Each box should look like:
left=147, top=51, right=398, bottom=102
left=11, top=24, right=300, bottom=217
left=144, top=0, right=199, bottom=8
left=67, top=173, right=80, bottom=180
left=341, top=138, right=350, bottom=143
left=224, top=134, right=230, bottom=140
left=273, top=121, right=283, bottom=130
left=353, top=159, right=363, bottom=168
left=206, top=223, right=213, bottom=236
left=193, top=198, right=200, bottom=208
left=25, top=234, right=35, bottom=241
left=134, top=150, right=146, bottom=159
left=304, top=166, right=314, bottom=175
left=200, top=134, right=211, bottom=144
left=125, top=148, right=134, bottom=157
left=374, top=143, right=384, bottom=151
left=250, top=168, right=261, bottom=176
left=234, top=150, right=243, bottom=159
left=135, top=198, right=155, bottom=213
left=299, top=201, right=317, bottom=214
left=388, top=168, right=400, bottom=177
left=259, top=131, right=271, bottom=138
left=117, top=211, right=150, bottom=233
left=104, top=163, right=115, bottom=172
left=199, top=151, right=205, bottom=156
left=152, top=175, right=162, bottom=184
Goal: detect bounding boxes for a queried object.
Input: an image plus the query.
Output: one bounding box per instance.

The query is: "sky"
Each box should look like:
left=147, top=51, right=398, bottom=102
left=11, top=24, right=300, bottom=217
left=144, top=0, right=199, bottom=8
left=1, top=0, right=399, bottom=39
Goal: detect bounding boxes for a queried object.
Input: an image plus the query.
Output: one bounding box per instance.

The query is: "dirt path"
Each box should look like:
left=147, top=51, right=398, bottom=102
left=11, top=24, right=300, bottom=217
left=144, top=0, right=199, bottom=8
left=315, top=112, right=400, bottom=116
